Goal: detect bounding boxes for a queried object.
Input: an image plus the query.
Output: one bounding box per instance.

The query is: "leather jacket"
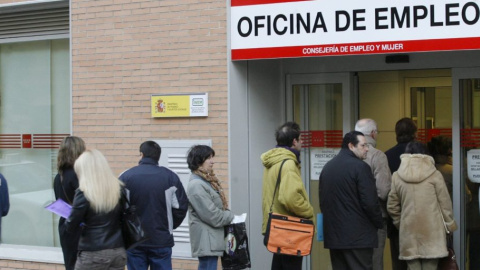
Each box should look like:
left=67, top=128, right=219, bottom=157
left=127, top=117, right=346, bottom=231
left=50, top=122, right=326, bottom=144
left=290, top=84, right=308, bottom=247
left=65, top=189, right=124, bottom=251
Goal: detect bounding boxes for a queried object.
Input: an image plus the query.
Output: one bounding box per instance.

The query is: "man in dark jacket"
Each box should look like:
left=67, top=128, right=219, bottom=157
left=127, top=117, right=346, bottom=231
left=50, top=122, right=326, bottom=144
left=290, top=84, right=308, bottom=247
left=119, top=141, right=188, bottom=270
left=384, top=117, right=417, bottom=270
left=0, top=173, right=9, bottom=243
left=319, top=131, right=383, bottom=270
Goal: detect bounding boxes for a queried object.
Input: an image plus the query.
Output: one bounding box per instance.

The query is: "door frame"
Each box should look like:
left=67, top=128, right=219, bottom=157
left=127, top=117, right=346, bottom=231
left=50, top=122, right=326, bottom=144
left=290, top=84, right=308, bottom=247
left=452, top=67, right=480, bottom=270
left=286, top=72, right=355, bottom=270
left=404, top=76, right=452, bottom=129
left=286, top=73, right=356, bottom=132
left=286, top=72, right=356, bottom=185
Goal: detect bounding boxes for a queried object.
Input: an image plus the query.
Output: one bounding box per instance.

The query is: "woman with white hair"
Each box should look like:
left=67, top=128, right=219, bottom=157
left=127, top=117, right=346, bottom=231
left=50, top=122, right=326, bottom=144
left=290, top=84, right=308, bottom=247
left=65, top=149, right=126, bottom=270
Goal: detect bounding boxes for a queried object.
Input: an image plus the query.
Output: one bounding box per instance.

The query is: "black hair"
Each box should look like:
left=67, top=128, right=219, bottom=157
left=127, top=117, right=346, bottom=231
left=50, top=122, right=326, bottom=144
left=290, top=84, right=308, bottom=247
left=342, top=131, right=364, bottom=149
left=427, top=136, right=452, bottom=157
left=187, top=145, right=215, bottom=171
left=405, top=141, right=429, bottom=155
left=395, top=118, right=418, bottom=143
left=139, top=141, right=161, bottom=162
left=275, top=122, right=301, bottom=147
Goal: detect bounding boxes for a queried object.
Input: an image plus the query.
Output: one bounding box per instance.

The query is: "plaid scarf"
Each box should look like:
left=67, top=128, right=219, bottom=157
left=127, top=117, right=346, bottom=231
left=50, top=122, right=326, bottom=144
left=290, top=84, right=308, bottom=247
left=193, top=168, right=228, bottom=210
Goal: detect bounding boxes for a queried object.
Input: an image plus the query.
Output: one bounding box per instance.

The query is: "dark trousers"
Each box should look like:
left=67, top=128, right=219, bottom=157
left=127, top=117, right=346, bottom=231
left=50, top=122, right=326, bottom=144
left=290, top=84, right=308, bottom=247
left=388, top=221, right=407, bottom=270
left=59, top=219, right=81, bottom=270
left=271, top=253, right=303, bottom=270
left=127, top=246, right=172, bottom=270
left=330, top=248, right=373, bottom=270
left=469, top=231, right=480, bottom=270
left=75, top=247, right=126, bottom=270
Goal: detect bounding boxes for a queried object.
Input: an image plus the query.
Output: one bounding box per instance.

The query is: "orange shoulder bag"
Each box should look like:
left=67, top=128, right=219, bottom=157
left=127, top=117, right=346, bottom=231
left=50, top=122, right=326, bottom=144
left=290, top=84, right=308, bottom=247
left=263, top=159, right=314, bottom=256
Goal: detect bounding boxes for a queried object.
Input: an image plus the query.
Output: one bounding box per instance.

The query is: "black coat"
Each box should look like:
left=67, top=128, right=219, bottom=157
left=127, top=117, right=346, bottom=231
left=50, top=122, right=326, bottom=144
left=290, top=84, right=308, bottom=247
left=65, top=189, right=124, bottom=251
left=53, top=168, right=81, bottom=270
left=385, top=142, right=409, bottom=174
left=319, top=148, right=383, bottom=249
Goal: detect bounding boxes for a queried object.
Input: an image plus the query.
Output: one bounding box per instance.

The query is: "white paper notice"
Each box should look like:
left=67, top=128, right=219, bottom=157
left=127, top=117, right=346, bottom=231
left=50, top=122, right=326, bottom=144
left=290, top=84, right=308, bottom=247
left=310, top=148, right=340, bottom=180
left=467, top=149, right=480, bottom=183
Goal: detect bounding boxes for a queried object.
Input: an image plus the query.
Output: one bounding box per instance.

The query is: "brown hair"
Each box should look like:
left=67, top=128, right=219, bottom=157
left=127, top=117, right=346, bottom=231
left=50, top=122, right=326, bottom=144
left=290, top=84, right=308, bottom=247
left=57, top=136, right=86, bottom=174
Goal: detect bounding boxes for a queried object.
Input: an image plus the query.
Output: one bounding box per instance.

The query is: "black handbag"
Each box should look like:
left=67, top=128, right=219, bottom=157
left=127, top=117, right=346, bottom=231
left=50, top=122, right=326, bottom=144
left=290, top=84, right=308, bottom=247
left=221, top=221, right=252, bottom=270
left=121, top=188, right=148, bottom=250
left=438, top=212, right=459, bottom=270
left=438, top=233, right=459, bottom=270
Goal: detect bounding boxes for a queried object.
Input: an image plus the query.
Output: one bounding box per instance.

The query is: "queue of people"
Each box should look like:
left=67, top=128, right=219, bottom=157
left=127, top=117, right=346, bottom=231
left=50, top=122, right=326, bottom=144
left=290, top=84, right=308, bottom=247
left=318, top=118, right=457, bottom=270
left=50, top=138, right=237, bottom=270
left=0, top=117, right=464, bottom=270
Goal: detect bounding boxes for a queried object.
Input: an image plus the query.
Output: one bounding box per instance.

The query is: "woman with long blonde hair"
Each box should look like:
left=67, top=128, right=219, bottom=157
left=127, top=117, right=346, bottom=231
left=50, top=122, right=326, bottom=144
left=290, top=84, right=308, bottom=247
left=53, top=136, right=85, bottom=270
left=65, top=149, right=126, bottom=270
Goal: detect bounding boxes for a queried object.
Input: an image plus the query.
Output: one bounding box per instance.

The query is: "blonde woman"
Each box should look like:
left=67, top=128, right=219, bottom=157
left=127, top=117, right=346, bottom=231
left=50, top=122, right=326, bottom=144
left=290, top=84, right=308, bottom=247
left=53, top=136, right=86, bottom=270
left=65, top=149, right=126, bottom=270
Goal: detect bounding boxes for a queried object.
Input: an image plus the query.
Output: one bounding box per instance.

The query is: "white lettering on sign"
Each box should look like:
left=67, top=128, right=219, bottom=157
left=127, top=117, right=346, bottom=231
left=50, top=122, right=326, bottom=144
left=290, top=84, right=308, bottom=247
left=231, top=0, right=480, bottom=59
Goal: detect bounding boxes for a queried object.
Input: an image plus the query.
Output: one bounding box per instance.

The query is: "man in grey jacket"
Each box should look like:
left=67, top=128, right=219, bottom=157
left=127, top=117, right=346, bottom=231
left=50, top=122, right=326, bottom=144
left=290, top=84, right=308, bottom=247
left=355, top=119, right=392, bottom=270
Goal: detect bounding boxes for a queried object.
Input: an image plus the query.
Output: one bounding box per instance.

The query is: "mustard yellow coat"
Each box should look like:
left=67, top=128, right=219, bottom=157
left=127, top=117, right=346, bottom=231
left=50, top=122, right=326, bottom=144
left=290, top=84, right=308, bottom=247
left=261, top=148, right=314, bottom=234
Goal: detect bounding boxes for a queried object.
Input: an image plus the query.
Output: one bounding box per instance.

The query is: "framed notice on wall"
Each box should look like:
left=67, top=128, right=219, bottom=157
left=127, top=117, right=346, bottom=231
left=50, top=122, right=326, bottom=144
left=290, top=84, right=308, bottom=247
left=151, top=93, right=208, bottom=118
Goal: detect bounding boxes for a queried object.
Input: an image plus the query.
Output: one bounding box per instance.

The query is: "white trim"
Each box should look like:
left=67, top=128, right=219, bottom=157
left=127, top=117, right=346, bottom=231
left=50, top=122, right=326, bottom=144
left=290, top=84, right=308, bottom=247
left=0, top=244, right=63, bottom=264
left=0, top=34, right=69, bottom=44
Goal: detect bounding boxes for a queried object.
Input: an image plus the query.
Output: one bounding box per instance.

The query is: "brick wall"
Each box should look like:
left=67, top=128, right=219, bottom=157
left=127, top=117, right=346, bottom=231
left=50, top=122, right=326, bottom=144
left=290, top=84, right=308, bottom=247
left=0, top=260, right=64, bottom=270
left=71, top=0, right=229, bottom=177
left=1, top=0, right=229, bottom=269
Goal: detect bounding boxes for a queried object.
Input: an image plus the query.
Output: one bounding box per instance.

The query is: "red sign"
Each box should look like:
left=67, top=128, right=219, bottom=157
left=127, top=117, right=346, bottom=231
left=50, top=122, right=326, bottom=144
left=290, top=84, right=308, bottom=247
left=22, top=134, right=32, bottom=148
left=0, top=133, right=69, bottom=149
left=301, top=130, right=343, bottom=148
left=0, top=134, right=22, bottom=149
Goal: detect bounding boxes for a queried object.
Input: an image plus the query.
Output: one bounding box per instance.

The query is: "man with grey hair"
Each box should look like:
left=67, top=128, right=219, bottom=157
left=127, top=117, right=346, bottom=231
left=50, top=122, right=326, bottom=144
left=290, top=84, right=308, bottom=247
left=355, top=119, right=392, bottom=270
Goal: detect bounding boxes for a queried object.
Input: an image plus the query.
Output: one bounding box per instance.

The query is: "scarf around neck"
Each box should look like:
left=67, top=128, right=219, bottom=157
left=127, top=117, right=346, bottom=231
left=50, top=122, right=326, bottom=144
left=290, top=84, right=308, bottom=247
left=276, top=145, right=301, bottom=163
left=193, top=168, right=229, bottom=210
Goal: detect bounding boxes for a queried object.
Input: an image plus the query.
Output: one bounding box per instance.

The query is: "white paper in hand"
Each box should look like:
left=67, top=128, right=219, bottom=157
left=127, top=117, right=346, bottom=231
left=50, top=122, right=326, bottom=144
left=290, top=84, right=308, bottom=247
left=231, top=213, right=247, bottom=224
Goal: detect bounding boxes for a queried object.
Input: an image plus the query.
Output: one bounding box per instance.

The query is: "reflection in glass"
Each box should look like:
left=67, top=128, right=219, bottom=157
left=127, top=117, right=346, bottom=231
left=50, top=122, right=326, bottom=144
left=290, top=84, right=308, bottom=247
left=460, top=78, right=480, bottom=270
left=0, top=40, right=70, bottom=247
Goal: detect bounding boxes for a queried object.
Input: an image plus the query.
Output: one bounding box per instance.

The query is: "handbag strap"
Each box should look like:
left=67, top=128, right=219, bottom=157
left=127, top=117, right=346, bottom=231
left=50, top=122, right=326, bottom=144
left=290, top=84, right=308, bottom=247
left=438, top=202, right=454, bottom=248
left=268, top=159, right=289, bottom=213
left=438, top=202, right=450, bottom=234
left=122, top=188, right=132, bottom=209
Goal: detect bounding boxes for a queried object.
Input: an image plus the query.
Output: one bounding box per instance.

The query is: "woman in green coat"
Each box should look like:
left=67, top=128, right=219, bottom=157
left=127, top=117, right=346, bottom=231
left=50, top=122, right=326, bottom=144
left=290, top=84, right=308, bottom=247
left=187, top=145, right=234, bottom=270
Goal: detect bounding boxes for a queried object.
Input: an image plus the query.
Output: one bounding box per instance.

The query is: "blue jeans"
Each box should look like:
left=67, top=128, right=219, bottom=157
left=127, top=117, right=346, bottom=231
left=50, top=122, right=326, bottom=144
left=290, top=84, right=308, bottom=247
left=198, top=256, right=218, bottom=270
left=126, top=246, right=172, bottom=270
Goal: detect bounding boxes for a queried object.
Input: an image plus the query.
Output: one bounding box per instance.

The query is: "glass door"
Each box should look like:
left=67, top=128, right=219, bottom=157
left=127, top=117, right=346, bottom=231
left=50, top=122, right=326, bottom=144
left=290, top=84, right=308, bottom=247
left=405, top=77, right=452, bottom=138
left=453, top=67, right=480, bottom=270
left=287, top=73, right=354, bottom=270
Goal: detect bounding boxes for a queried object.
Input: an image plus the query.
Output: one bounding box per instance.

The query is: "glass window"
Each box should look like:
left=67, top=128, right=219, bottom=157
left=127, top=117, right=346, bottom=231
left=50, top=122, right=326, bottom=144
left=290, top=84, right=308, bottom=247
left=0, top=39, right=70, bottom=247
left=460, top=78, right=480, bottom=269
left=293, top=83, right=343, bottom=270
